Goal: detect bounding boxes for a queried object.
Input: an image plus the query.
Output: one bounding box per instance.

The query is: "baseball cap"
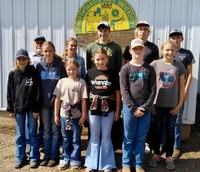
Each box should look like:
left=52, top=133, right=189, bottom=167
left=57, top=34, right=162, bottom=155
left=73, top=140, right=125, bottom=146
left=169, top=29, right=183, bottom=37
left=130, top=38, right=144, bottom=49
left=34, top=35, right=46, bottom=41
left=97, top=21, right=110, bottom=29
left=136, top=20, right=150, bottom=27
left=15, top=49, right=29, bottom=59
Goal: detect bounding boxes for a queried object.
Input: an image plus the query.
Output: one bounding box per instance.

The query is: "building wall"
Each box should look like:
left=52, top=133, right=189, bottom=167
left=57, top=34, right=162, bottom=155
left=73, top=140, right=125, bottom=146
left=0, top=0, right=199, bottom=124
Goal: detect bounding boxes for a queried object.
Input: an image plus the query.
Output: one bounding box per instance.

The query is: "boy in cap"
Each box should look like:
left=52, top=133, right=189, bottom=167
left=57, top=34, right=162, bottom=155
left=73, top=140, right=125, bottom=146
left=86, top=21, right=122, bottom=73
left=169, top=29, right=195, bottom=159
left=123, top=20, right=159, bottom=64
left=29, top=35, right=46, bottom=67
left=120, top=38, right=156, bottom=172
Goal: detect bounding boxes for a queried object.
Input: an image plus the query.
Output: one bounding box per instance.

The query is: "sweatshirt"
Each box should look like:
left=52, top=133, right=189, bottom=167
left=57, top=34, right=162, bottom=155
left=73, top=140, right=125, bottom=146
left=36, top=57, right=67, bottom=107
left=7, top=65, right=41, bottom=113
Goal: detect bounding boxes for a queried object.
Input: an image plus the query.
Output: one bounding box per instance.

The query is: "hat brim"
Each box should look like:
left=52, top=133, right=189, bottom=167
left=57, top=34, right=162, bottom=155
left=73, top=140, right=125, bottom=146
left=131, top=44, right=145, bottom=49
left=136, top=23, right=150, bottom=27
left=169, top=32, right=183, bottom=37
left=16, top=55, right=29, bottom=59
left=97, top=24, right=110, bottom=29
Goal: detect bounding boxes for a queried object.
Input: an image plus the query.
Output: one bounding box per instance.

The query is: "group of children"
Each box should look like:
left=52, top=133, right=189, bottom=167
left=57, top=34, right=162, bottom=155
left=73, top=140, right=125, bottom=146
left=6, top=20, right=195, bottom=172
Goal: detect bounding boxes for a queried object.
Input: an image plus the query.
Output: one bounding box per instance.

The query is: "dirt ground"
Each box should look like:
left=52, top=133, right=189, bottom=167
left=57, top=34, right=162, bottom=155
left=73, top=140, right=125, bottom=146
left=0, top=97, right=200, bottom=172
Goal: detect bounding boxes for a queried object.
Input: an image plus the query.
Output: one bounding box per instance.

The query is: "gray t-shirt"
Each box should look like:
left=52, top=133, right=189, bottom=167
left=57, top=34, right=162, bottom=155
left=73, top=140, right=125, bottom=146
left=151, top=59, right=185, bottom=107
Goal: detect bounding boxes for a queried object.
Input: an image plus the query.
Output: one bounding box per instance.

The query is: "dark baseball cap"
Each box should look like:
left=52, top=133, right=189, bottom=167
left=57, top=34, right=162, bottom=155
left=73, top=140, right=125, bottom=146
left=15, top=49, right=29, bottom=59
left=34, top=35, right=46, bottom=41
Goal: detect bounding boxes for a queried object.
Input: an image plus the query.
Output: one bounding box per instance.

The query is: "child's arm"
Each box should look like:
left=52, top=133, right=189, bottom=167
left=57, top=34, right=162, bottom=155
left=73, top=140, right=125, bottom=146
left=114, top=90, right=121, bottom=121
left=184, top=64, right=192, bottom=102
left=54, top=96, right=61, bottom=126
left=170, top=74, right=185, bottom=115
left=79, top=98, right=87, bottom=126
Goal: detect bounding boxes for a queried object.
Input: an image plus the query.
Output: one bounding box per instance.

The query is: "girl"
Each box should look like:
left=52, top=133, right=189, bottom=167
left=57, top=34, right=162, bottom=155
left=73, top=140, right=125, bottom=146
left=120, top=38, right=156, bottom=172
left=36, top=41, right=67, bottom=167
left=62, top=37, right=86, bottom=79
left=84, top=48, right=121, bottom=172
left=148, top=39, right=185, bottom=170
left=7, top=49, right=40, bottom=169
left=54, top=59, right=88, bottom=170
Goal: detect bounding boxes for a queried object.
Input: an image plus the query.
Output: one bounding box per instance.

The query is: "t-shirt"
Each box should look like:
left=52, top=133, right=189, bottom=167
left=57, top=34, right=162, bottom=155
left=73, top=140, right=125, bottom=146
left=53, top=77, right=88, bottom=118
left=151, top=59, right=185, bottom=107
left=120, top=62, right=156, bottom=111
left=85, top=67, right=120, bottom=113
left=123, top=41, right=159, bottom=64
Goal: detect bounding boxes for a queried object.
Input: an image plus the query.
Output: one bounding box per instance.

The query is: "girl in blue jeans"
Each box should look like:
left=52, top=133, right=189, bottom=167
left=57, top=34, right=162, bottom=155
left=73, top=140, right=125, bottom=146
left=84, top=48, right=121, bottom=172
left=120, top=38, right=156, bottom=172
left=7, top=49, right=40, bottom=169
left=54, top=59, right=88, bottom=170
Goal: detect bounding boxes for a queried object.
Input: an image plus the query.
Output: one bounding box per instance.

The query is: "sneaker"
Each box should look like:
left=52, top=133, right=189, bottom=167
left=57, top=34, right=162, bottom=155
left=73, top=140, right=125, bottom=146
left=40, top=158, right=50, bottom=166
left=136, top=168, right=145, bottom=172
left=172, top=148, right=181, bottom=160
left=30, top=162, right=39, bottom=168
left=71, top=165, right=80, bottom=169
left=165, top=157, right=175, bottom=170
left=58, top=163, right=69, bottom=170
left=148, top=154, right=161, bottom=167
left=86, top=168, right=94, bottom=172
left=122, top=167, right=131, bottom=172
left=14, top=162, right=24, bottom=169
left=47, top=159, right=59, bottom=167
left=145, top=143, right=150, bottom=154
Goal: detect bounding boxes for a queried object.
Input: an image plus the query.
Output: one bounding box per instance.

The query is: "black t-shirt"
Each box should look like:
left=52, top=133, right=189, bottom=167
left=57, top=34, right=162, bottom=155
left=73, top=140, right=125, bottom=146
left=123, top=41, right=159, bottom=64
left=85, top=67, right=120, bottom=114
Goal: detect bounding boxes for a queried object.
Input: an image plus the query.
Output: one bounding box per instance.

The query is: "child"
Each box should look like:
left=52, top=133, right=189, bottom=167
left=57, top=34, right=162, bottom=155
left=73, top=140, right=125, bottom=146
left=120, top=38, right=156, bottom=172
left=148, top=39, right=185, bottom=170
left=62, top=37, right=86, bottom=79
left=169, top=29, right=196, bottom=159
left=7, top=49, right=40, bottom=169
left=54, top=59, right=88, bottom=170
left=36, top=41, right=67, bottom=167
left=84, top=48, right=121, bottom=172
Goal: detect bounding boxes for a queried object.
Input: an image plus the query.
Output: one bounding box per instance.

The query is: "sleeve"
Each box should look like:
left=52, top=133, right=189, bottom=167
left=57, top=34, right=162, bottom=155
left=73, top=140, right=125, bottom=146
left=187, top=50, right=196, bottom=65
left=86, top=44, right=93, bottom=70
left=120, top=65, right=137, bottom=111
left=123, top=46, right=132, bottom=61
left=116, top=45, right=122, bottom=73
left=141, top=67, right=157, bottom=111
left=6, top=72, right=14, bottom=112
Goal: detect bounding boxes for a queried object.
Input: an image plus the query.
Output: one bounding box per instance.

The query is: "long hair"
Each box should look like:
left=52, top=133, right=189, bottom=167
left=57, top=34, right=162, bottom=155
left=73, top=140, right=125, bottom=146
left=41, top=41, right=59, bottom=58
left=62, top=37, right=78, bottom=62
left=91, top=48, right=108, bottom=62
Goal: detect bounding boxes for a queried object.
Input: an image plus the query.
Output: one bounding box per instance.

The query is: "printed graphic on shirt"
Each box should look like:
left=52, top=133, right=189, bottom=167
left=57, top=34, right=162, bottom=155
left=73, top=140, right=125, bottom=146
left=159, top=69, right=176, bottom=88
left=72, top=86, right=79, bottom=92
left=91, top=75, right=111, bottom=90
left=129, top=71, right=149, bottom=81
left=40, top=71, right=60, bottom=80
left=25, top=78, right=33, bottom=86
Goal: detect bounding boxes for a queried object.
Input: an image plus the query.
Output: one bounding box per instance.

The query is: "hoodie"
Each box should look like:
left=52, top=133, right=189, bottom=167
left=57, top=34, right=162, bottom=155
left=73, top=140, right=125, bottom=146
left=36, top=57, right=67, bottom=107
left=7, top=65, right=41, bottom=113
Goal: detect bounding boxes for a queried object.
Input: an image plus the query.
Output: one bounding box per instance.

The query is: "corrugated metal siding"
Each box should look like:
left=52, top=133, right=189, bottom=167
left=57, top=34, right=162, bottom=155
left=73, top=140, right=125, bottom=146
left=0, top=0, right=199, bottom=124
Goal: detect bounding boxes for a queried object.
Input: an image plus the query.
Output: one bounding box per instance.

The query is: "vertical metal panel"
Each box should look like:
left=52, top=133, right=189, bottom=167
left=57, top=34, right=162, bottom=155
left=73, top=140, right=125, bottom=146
left=0, top=0, right=199, bottom=124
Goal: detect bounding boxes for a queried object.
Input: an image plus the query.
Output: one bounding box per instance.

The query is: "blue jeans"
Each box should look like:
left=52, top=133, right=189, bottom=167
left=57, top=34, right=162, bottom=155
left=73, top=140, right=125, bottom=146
left=122, top=104, right=151, bottom=169
left=85, top=111, right=116, bottom=170
left=41, top=106, right=60, bottom=159
left=15, top=112, right=40, bottom=163
left=59, top=116, right=82, bottom=166
left=174, top=104, right=184, bottom=148
left=151, top=107, right=177, bottom=157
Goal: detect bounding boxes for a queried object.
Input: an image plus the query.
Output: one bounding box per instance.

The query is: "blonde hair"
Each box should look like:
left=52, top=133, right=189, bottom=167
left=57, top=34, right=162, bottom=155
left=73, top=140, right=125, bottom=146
left=92, top=48, right=108, bottom=61
left=62, top=37, right=78, bottom=62
left=41, top=41, right=59, bottom=58
left=161, top=39, right=177, bottom=51
left=134, top=26, right=151, bottom=37
left=65, top=58, right=79, bottom=69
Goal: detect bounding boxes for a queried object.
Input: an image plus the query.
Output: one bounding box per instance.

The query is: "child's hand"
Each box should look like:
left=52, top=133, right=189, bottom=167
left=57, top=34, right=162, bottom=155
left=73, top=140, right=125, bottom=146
left=114, top=112, right=120, bottom=121
left=55, top=116, right=60, bottom=126
left=170, top=105, right=181, bottom=115
left=9, top=113, right=15, bottom=118
left=79, top=117, right=86, bottom=126
left=151, top=104, right=156, bottom=115
left=33, top=112, right=39, bottom=119
left=133, top=107, right=145, bottom=117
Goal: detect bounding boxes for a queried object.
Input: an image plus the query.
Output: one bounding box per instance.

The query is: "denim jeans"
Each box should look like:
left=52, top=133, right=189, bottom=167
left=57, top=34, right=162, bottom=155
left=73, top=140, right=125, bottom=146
left=85, top=111, right=116, bottom=170
left=122, top=104, right=151, bottom=169
left=59, top=116, right=82, bottom=166
left=151, top=107, right=177, bottom=157
left=174, top=104, right=184, bottom=148
left=15, top=111, right=40, bottom=163
left=41, top=106, right=60, bottom=159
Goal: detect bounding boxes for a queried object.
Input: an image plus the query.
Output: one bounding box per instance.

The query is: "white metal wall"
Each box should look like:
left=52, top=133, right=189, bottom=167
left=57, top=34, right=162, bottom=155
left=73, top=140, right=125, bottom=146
left=0, top=0, right=199, bottom=124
